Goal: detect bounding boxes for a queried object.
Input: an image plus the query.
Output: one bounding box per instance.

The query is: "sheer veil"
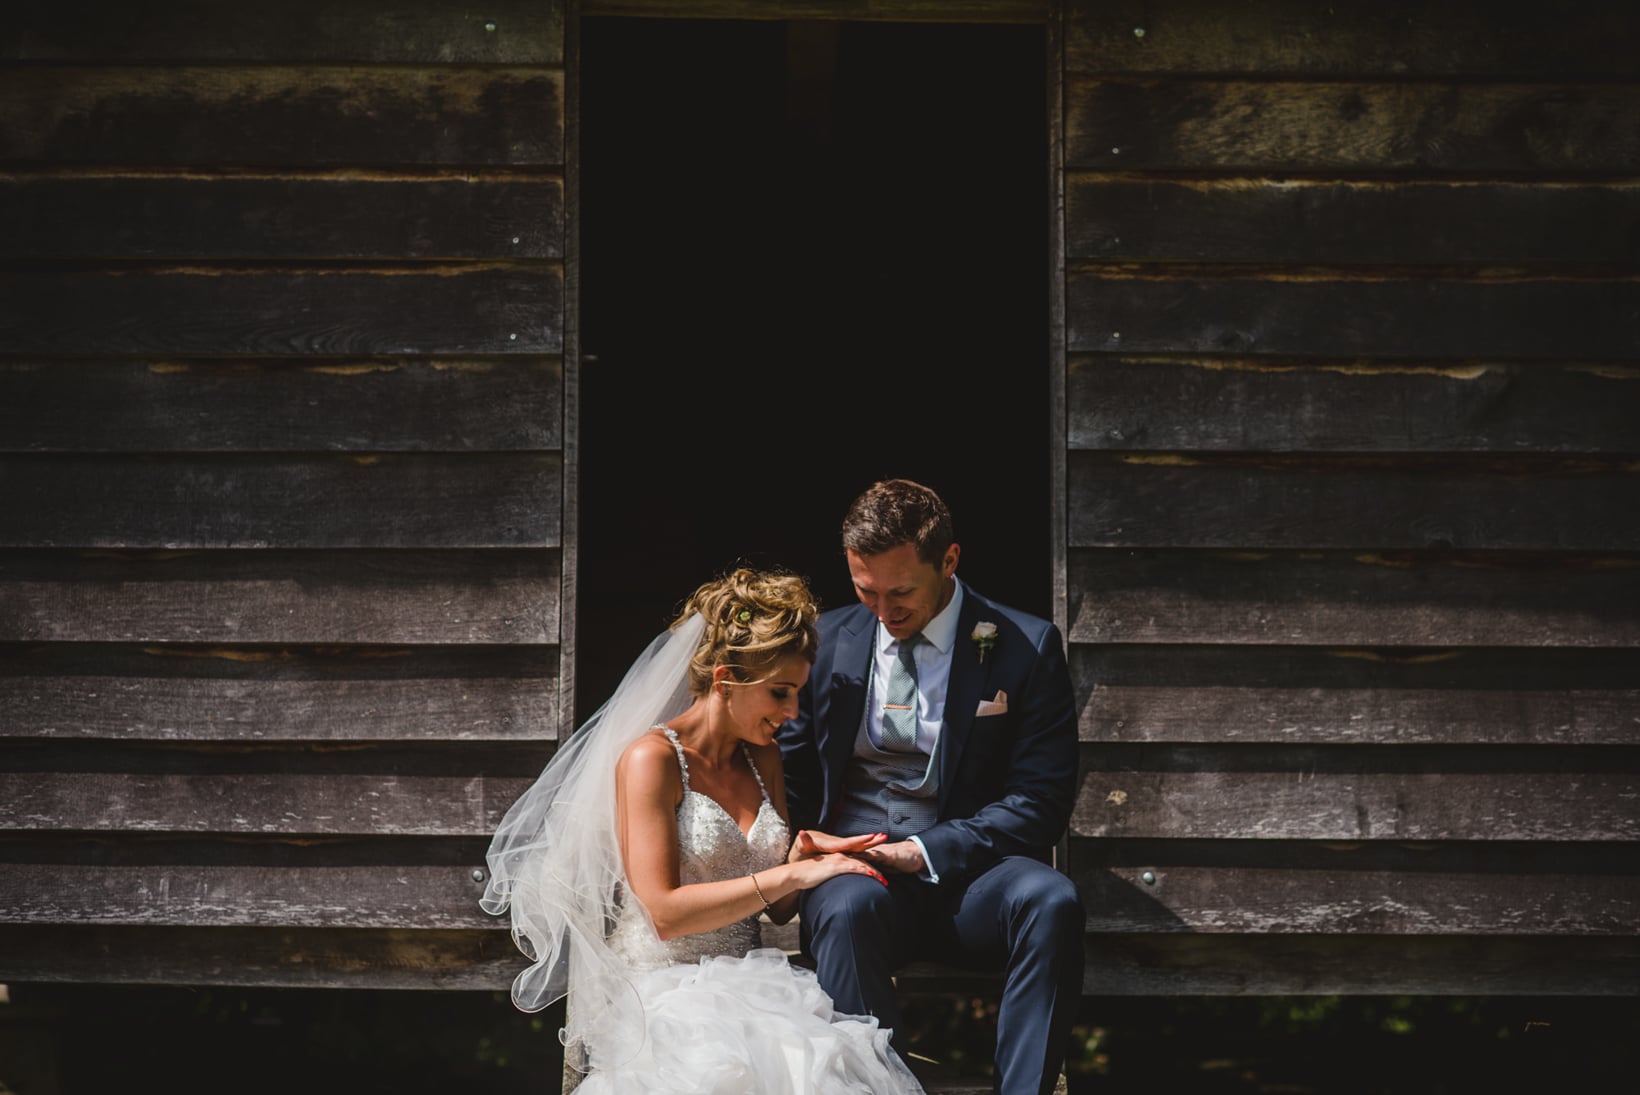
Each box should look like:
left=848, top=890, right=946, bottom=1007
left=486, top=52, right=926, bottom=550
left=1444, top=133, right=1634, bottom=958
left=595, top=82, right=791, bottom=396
left=480, top=612, right=704, bottom=1068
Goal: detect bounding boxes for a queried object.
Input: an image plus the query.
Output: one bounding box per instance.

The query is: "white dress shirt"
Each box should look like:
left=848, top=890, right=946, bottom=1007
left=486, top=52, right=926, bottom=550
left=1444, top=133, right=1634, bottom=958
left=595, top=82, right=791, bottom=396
left=868, top=578, right=965, bottom=882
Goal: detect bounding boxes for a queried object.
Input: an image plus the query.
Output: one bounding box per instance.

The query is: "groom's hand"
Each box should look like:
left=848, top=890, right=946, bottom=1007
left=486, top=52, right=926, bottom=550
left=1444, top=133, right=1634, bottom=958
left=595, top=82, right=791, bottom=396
left=857, top=840, right=925, bottom=875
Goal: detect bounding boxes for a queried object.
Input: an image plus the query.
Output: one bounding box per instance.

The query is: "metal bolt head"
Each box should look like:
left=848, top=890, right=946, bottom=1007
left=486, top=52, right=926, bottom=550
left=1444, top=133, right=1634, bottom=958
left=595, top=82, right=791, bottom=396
left=1140, top=870, right=1157, bottom=885
left=471, top=868, right=486, bottom=882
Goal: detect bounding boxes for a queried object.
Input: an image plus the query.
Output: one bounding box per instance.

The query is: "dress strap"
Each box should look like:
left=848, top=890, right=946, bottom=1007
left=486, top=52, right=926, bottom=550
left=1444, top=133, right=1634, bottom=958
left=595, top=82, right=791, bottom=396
left=657, top=725, right=690, bottom=793
left=740, top=743, right=772, bottom=805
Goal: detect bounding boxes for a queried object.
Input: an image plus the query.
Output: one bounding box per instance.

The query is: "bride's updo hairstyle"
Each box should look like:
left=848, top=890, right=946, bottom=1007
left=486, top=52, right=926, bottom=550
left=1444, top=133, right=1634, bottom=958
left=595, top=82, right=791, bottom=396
left=672, top=566, right=820, bottom=697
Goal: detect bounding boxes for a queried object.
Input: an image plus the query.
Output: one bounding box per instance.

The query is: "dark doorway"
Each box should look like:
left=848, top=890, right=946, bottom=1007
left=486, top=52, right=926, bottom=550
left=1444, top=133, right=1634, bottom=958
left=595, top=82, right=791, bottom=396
left=577, top=17, right=1049, bottom=722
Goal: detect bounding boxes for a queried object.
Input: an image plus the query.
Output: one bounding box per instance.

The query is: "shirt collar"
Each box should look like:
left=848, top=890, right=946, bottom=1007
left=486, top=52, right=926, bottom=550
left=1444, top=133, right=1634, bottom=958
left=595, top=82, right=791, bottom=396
left=875, top=577, right=964, bottom=656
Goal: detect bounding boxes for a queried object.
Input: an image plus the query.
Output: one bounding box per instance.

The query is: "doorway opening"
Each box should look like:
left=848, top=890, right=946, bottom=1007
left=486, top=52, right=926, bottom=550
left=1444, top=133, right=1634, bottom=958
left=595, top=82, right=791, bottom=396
left=577, top=17, right=1049, bottom=720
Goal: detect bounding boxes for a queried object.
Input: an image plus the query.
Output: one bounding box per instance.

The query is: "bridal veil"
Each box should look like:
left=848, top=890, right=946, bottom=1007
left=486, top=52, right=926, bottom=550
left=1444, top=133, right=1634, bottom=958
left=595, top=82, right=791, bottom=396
left=480, top=613, right=704, bottom=1068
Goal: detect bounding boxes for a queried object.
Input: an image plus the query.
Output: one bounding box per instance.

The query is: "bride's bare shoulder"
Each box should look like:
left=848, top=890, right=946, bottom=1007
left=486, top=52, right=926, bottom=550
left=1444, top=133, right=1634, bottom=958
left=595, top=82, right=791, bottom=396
left=616, top=729, right=683, bottom=790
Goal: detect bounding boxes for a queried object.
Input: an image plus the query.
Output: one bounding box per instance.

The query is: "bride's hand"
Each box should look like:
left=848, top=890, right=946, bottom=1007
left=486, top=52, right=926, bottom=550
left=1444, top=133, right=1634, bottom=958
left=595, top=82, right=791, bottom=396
left=786, top=851, right=889, bottom=890
left=787, top=829, right=888, bottom=864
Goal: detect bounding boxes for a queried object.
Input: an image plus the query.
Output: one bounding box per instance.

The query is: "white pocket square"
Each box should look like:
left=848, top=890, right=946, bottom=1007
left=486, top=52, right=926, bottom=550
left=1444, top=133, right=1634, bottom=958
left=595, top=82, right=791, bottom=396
left=975, top=691, right=1008, bottom=717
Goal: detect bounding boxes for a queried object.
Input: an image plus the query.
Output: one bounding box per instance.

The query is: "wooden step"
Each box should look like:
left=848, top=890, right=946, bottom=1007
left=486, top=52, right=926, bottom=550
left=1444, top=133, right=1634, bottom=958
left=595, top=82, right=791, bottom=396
left=921, top=1085, right=1069, bottom=1095
left=914, top=1070, right=1070, bottom=1094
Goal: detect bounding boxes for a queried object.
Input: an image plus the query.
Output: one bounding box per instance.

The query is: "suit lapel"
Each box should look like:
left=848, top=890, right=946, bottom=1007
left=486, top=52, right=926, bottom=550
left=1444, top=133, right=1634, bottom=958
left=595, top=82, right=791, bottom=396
left=822, top=610, right=874, bottom=820
left=938, top=591, right=989, bottom=806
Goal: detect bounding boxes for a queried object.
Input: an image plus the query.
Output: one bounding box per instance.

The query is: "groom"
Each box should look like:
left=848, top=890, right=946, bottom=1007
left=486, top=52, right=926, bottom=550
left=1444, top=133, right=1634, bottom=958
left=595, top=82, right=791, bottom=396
left=779, top=478, right=1083, bottom=1095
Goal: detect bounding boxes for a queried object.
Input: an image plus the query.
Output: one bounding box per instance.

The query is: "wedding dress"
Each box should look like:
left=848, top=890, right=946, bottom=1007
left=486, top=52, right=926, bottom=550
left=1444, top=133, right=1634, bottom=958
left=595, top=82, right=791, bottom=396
left=575, top=727, right=923, bottom=1094
left=480, top=617, right=921, bottom=1095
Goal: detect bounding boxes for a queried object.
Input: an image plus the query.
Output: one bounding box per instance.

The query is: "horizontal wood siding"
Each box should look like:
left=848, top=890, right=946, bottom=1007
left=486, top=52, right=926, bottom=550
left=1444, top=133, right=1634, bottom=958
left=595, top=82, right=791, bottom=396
left=0, top=358, right=563, bottom=453
left=1, top=644, right=557, bottom=742
left=0, top=176, right=564, bottom=261
left=0, top=0, right=566, bottom=989
left=0, top=926, right=516, bottom=990
left=579, top=1, right=1046, bottom=22
left=1061, top=0, right=1640, bottom=995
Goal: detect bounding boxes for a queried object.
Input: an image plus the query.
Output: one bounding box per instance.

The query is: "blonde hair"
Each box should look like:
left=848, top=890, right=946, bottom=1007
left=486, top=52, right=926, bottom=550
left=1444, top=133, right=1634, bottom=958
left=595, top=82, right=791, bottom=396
left=670, top=566, right=820, bottom=697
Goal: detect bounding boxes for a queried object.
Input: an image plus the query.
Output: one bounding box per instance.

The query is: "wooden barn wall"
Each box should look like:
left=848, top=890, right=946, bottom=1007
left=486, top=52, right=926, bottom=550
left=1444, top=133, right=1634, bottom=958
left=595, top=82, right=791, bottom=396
left=1057, top=0, right=1640, bottom=994
left=0, top=0, right=570, bottom=988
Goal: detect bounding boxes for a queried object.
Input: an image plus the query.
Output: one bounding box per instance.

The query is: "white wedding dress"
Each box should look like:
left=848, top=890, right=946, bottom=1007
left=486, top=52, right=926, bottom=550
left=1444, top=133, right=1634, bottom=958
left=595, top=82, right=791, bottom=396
left=573, top=727, right=924, bottom=1095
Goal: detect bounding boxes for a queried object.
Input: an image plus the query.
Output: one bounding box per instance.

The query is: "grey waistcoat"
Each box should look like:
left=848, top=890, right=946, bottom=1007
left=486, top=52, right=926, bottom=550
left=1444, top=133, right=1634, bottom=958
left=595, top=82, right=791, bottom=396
left=832, top=706, right=941, bottom=842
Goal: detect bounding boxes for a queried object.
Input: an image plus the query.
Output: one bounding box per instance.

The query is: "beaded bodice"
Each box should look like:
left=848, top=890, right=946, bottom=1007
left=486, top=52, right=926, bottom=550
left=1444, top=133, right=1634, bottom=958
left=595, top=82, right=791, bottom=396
left=607, top=727, right=789, bottom=971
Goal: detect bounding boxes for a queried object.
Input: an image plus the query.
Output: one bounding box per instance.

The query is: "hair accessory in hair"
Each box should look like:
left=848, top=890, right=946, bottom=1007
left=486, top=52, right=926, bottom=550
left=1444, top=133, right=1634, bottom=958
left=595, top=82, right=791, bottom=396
left=736, top=609, right=752, bottom=623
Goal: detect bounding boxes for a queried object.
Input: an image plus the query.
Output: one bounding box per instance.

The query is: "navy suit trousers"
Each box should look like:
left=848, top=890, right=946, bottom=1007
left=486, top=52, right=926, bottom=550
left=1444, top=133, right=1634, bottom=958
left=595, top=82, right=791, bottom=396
left=800, top=855, right=1083, bottom=1095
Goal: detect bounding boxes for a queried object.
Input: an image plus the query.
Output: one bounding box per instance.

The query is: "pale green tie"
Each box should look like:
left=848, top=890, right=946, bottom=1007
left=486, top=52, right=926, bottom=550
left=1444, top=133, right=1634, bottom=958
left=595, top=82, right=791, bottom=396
left=881, top=633, right=923, bottom=752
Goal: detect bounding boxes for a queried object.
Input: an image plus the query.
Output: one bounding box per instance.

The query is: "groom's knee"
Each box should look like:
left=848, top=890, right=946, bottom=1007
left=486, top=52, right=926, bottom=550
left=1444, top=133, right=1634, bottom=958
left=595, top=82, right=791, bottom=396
left=802, top=874, right=896, bottom=948
left=805, top=872, right=894, bottom=924
left=1007, top=862, right=1084, bottom=952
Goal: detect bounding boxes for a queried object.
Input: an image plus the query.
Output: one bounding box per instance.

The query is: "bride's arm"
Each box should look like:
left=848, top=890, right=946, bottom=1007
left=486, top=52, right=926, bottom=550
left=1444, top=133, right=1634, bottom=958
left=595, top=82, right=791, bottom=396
left=616, top=736, right=886, bottom=940
left=752, top=743, right=887, bottom=926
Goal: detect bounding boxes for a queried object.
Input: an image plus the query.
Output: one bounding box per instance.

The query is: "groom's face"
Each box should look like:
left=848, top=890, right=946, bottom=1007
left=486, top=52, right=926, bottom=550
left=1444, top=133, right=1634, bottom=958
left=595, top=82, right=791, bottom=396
left=846, top=542, right=959, bottom=642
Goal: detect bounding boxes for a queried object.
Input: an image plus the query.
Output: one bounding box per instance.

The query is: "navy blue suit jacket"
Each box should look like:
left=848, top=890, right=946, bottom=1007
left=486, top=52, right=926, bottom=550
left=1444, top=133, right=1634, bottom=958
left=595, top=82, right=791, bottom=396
left=779, top=585, right=1079, bottom=885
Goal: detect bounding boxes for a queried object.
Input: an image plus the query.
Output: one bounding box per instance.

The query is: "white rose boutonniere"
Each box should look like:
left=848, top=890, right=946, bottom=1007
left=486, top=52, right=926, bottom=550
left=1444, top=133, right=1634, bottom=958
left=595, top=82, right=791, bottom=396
left=971, top=621, right=998, bottom=664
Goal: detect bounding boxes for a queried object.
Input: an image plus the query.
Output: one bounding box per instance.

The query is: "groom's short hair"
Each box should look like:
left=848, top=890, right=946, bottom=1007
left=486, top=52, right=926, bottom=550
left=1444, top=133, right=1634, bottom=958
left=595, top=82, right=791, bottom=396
left=841, top=478, right=954, bottom=566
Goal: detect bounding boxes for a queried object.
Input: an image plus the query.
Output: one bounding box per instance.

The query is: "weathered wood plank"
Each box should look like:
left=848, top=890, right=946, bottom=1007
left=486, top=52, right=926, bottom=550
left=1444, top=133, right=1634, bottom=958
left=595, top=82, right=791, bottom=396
left=1066, top=549, right=1640, bottom=647
left=863, top=929, right=1640, bottom=994
left=1079, top=685, right=1640, bottom=745
left=1049, top=0, right=1071, bottom=646
left=0, top=174, right=563, bottom=260
left=0, top=772, right=534, bottom=836
left=1065, top=178, right=1640, bottom=265
left=0, top=549, right=560, bottom=644
left=1066, top=271, right=1640, bottom=360
left=0, top=643, right=560, bottom=742
left=0, top=925, right=519, bottom=989
left=0, top=864, right=495, bottom=928
left=1073, top=769, right=1640, bottom=841
left=4, top=0, right=565, bottom=64
left=1066, top=78, right=1640, bottom=172
left=5, top=926, right=1631, bottom=994
left=1081, top=934, right=1640, bottom=995
left=1067, top=453, right=1640, bottom=551
left=0, top=453, right=562, bottom=549
left=0, top=265, right=562, bottom=356
left=1065, top=0, right=1640, bottom=78
left=0, top=67, right=564, bottom=166
left=579, top=1, right=1046, bottom=22
left=1077, top=643, right=1640, bottom=693
left=1067, top=357, right=1640, bottom=454
left=1076, top=864, right=1639, bottom=935
left=0, top=357, right=563, bottom=453
left=1073, top=645, right=1640, bottom=745
left=1071, top=840, right=1640, bottom=935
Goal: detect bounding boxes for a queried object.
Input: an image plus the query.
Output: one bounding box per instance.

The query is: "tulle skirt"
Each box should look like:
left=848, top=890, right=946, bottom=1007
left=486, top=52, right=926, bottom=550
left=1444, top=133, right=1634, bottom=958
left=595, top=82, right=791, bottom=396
left=572, top=947, right=923, bottom=1095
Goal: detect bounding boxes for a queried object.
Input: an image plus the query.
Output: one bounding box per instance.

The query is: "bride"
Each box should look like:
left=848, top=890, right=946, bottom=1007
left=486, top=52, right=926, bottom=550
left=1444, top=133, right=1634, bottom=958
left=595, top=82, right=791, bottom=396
left=481, top=567, right=925, bottom=1094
